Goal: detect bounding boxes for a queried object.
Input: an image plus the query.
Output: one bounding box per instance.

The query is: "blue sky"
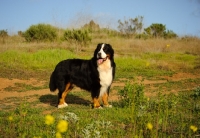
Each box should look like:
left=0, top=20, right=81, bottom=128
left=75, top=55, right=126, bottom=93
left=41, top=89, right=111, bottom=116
left=1, top=0, right=200, bottom=37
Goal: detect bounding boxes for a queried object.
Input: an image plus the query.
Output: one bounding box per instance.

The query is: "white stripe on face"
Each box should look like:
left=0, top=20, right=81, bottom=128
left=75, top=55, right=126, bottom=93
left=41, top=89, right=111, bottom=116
left=97, top=44, right=107, bottom=59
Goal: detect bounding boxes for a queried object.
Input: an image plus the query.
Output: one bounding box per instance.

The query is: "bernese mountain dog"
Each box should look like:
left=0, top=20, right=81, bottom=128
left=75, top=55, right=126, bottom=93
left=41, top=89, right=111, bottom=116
left=49, top=43, right=116, bottom=108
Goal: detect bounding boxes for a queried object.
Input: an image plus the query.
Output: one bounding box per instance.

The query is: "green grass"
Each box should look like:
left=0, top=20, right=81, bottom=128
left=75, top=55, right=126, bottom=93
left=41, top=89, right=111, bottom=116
left=0, top=43, right=200, bottom=137
left=0, top=49, right=76, bottom=79
left=115, top=56, right=174, bottom=78
left=0, top=48, right=198, bottom=79
left=0, top=49, right=75, bottom=71
left=145, top=78, right=200, bottom=94
left=0, top=83, right=199, bottom=137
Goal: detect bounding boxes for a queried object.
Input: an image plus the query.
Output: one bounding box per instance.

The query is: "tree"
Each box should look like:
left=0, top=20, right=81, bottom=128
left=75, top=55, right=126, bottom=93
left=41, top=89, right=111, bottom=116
left=0, top=30, right=8, bottom=37
left=82, top=20, right=100, bottom=32
left=18, top=31, right=23, bottom=36
left=0, top=30, right=8, bottom=43
left=164, top=30, right=177, bottom=39
left=144, top=23, right=166, bottom=38
left=144, top=24, right=177, bottom=38
left=130, top=16, right=144, bottom=34
left=118, top=16, right=144, bottom=36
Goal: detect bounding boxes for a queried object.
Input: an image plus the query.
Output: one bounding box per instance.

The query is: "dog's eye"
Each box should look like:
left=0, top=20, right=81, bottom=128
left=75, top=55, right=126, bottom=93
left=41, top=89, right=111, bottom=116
left=103, top=46, right=107, bottom=51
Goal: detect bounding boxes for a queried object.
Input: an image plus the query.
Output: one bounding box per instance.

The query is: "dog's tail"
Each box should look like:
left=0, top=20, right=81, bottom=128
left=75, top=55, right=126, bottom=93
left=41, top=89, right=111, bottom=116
left=49, top=71, right=57, bottom=92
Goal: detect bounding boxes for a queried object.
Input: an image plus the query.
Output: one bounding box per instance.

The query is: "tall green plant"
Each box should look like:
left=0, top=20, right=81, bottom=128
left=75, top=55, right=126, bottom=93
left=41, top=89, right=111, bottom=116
left=63, top=29, right=91, bottom=44
left=23, top=24, right=57, bottom=42
left=118, top=81, right=145, bottom=108
left=63, top=29, right=91, bottom=52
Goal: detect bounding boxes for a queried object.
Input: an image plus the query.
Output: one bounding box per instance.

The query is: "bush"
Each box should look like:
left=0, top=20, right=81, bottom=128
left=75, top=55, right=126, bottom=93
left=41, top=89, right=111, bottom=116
left=144, top=23, right=166, bottom=38
left=82, top=20, right=100, bottom=33
left=135, top=33, right=149, bottom=39
left=119, top=81, right=145, bottom=108
left=63, top=29, right=91, bottom=45
left=0, top=30, right=8, bottom=38
left=117, top=82, right=200, bottom=137
left=0, top=30, right=8, bottom=44
left=164, top=30, right=177, bottom=39
left=63, top=29, right=91, bottom=52
left=23, top=24, right=57, bottom=42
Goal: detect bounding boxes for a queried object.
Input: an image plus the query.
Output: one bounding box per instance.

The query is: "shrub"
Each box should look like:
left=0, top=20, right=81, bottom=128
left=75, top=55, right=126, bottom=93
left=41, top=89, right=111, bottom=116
left=0, top=30, right=8, bottom=37
left=23, top=24, right=57, bottom=42
left=63, top=29, right=91, bottom=52
left=63, top=29, right=91, bottom=45
left=82, top=20, right=100, bottom=33
left=0, top=29, right=8, bottom=44
left=119, top=81, right=145, bottom=108
left=144, top=23, right=166, bottom=38
left=164, top=30, right=177, bottom=39
left=135, top=33, right=149, bottom=39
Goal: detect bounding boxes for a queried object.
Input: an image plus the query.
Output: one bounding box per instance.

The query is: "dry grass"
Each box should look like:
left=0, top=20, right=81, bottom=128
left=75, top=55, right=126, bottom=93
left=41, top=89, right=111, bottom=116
left=1, top=35, right=200, bottom=55
left=1, top=35, right=200, bottom=73
left=92, top=37, right=200, bottom=56
left=1, top=36, right=200, bottom=75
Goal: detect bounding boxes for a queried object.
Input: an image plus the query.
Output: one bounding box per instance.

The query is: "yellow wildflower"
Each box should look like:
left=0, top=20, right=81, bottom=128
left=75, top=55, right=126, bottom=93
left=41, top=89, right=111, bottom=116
left=166, top=44, right=170, bottom=48
left=8, top=116, right=13, bottom=121
left=57, top=120, right=68, bottom=133
left=190, top=125, right=198, bottom=132
left=147, top=123, right=153, bottom=130
left=56, top=132, right=62, bottom=138
left=45, top=115, right=55, bottom=125
left=146, top=62, right=150, bottom=67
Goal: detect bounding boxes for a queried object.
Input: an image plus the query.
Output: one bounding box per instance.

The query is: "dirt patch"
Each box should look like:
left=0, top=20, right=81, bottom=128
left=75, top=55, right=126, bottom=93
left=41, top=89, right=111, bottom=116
left=160, top=72, right=200, bottom=81
left=0, top=78, right=46, bottom=90
left=0, top=72, right=199, bottom=109
left=0, top=78, right=49, bottom=100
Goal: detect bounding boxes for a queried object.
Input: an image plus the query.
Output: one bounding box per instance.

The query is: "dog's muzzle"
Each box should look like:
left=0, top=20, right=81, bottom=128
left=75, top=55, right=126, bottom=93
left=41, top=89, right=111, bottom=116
left=97, top=57, right=107, bottom=64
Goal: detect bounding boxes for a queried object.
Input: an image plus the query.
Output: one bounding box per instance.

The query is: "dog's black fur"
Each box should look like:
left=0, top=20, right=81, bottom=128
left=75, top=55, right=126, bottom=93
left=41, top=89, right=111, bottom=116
left=49, top=43, right=115, bottom=108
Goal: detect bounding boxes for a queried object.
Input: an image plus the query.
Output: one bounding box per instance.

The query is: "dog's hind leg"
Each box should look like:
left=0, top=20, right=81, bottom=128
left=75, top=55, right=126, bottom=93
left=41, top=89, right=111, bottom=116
left=58, top=82, right=73, bottom=108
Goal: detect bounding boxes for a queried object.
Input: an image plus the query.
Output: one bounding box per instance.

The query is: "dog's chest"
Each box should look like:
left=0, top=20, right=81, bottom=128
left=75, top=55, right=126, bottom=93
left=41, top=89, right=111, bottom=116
left=97, top=60, right=113, bottom=87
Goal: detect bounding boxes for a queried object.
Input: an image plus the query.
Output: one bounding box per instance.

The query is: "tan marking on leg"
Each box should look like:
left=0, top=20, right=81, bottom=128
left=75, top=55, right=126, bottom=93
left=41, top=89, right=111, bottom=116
left=58, top=83, right=72, bottom=105
left=93, top=97, right=101, bottom=108
left=102, top=92, right=112, bottom=108
left=102, top=92, right=109, bottom=105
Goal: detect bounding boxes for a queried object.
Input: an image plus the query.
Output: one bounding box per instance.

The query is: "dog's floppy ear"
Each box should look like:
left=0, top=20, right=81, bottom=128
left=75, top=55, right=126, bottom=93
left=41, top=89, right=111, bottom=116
left=94, top=43, right=103, bottom=58
left=106, top=43, right=114, bottom=59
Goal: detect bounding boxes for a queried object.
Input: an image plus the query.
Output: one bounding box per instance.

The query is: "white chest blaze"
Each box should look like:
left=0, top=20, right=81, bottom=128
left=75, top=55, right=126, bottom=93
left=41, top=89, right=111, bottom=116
left=97, top=59, right=113, bottom=97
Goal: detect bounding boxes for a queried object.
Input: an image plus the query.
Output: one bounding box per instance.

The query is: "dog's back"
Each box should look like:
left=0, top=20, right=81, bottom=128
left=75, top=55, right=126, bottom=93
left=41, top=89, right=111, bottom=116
left=49, top=58, right=99, bottom=93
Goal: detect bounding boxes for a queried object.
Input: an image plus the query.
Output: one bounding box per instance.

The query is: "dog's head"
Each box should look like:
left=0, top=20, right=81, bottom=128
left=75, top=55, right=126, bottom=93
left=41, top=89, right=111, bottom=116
left=94, top=43, right=114, bottom=65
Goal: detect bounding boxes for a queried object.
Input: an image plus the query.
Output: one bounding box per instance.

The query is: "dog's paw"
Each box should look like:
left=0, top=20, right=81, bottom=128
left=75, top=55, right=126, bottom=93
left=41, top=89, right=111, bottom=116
left=94, top=106, right=103, bottom=109
left=58, top=103, right=68, bottom=109
left=103, top=104, right=112, bottom=108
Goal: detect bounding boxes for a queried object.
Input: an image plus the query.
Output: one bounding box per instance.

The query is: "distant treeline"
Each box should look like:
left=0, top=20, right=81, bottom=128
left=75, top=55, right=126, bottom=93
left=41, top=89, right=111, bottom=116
left=0, top=16, right=198, bottom=44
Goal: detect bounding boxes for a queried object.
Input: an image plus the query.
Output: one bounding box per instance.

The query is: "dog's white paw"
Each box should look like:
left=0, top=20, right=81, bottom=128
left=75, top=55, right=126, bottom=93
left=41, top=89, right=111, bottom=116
left=58, top=103, right=68, bottom=108
left=94, top=106, right=103, bottom=109
left=103, top=104, right=112, bottom=108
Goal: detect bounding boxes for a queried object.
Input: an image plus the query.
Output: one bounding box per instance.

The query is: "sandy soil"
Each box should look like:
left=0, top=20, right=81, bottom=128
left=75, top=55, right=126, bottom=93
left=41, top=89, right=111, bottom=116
left=0, top=72, right=199, bottom=109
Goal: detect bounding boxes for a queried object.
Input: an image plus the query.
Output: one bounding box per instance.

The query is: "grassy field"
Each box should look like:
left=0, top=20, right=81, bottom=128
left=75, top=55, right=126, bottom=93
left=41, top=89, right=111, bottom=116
left=0, top=35, right=200, bottom=137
